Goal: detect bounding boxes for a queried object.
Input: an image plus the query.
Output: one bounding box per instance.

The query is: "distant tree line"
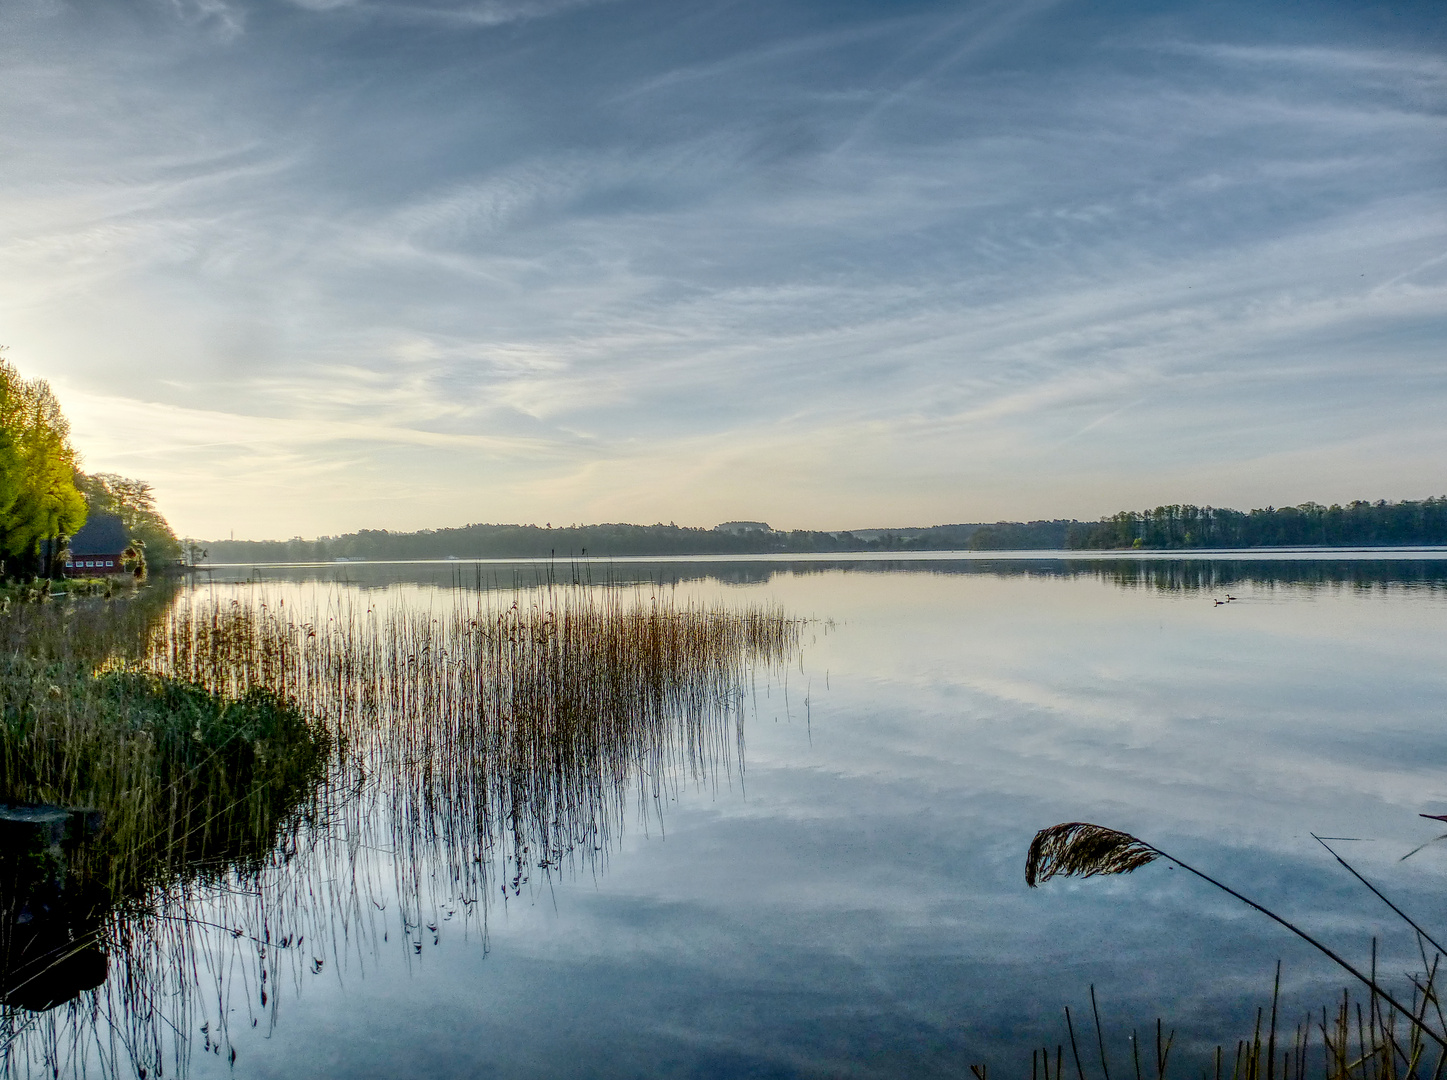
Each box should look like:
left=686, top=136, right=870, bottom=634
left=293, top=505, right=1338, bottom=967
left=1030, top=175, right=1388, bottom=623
left=200, top=522, right=992, bottom=563
left=1066, top=498, right=1447, bottom=550
left=966, top=520, right=1075, bottom=550
left=200, top=498, right=1447, bottom=564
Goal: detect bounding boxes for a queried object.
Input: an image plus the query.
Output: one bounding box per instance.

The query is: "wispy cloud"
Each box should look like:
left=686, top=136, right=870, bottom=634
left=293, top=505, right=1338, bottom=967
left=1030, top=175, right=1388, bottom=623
left=280, top=0, right=615, bottom=27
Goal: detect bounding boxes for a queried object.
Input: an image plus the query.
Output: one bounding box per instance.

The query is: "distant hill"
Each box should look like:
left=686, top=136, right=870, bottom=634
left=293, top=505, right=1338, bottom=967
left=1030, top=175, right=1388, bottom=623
left=196, top=498, right=1447, bottom=564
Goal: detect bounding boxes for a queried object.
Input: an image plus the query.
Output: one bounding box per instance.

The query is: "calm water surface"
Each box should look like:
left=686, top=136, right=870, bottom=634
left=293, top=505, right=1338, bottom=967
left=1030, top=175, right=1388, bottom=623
left=22, top=556, right=1447, bottom=1077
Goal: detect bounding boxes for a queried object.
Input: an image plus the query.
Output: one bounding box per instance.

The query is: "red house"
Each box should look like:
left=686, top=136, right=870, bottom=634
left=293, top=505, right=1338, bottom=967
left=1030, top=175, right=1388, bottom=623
left=63, top=512, right=132, bottom=576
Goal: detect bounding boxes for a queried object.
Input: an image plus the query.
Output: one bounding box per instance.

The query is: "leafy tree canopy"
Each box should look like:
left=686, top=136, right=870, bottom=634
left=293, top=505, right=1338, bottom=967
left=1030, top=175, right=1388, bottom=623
left=0, top=356, right=87, bottom=575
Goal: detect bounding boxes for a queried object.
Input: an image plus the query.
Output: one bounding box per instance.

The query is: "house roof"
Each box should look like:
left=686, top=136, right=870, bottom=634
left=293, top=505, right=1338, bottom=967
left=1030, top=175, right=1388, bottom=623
left=70, top=513, right=128, bottom=555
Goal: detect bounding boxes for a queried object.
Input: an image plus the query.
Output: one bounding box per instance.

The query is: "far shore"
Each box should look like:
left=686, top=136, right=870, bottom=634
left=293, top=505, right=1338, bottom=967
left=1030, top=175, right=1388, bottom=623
left=191, top=545, right=1447, bottom=570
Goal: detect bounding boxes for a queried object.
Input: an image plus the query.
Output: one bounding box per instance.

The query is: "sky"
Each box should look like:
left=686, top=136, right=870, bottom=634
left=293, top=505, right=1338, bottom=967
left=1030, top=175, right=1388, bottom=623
left=1, top=0, right=1444, bottom=540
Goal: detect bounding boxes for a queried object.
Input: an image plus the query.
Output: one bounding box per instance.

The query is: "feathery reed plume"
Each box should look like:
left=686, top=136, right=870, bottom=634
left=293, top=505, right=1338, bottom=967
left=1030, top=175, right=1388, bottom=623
left=1025, top=823, right=1158, bottom=887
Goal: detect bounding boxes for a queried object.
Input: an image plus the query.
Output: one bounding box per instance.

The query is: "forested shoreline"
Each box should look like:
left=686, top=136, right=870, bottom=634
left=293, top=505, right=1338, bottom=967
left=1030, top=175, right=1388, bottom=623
left=1065, top=498, right=1447, bottom=550
left=199, top=521, right=987, bottom=563
left=198, top=498, right=1447, bottom=563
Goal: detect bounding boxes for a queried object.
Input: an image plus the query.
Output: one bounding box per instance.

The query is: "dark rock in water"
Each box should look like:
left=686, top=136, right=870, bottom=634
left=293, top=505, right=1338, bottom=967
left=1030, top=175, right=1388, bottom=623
left=1, top=935, right=108, bottom=1012
left=0, top=804, right=110, bottom=1011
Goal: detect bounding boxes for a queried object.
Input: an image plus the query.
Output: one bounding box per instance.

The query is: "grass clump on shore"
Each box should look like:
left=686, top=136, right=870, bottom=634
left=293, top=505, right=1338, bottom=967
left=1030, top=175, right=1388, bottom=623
left=1, top=584, right=332, bottom=1068
left=0, top=585, right=331, bottom=898
left=3, top=670, right=330, bottom=890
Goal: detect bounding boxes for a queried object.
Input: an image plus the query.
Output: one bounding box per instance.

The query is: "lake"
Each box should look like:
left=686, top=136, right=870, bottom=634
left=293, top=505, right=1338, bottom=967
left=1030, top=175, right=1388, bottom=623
left=7, top=552, right=1447, bottom=1079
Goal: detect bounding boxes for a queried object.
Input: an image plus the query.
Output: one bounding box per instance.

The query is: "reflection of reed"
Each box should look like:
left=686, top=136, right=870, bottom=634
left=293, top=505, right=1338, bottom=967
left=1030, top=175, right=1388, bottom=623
left=3, top=584, right=798, bottom=1078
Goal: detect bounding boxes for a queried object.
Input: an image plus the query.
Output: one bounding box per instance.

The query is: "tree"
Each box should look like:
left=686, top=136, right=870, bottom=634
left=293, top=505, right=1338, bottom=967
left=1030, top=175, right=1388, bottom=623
left=0, top=359, right=87, bottom=578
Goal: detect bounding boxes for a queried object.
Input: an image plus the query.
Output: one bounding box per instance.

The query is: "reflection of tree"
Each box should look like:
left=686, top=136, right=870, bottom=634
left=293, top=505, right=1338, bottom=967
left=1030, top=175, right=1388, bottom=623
left=1070, top=558, right=1447, bottom=594
left=2, top=585, right=798, bottom=1078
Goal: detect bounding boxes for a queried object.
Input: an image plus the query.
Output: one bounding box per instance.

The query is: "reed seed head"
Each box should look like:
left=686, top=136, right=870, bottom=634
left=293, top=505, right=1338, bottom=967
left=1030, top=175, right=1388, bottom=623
left=1025, top=822, right=1158, bottom=887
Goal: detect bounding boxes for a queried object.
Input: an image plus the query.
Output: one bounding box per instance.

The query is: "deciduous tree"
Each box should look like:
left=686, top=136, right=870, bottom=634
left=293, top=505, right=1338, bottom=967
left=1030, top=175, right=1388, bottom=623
left=0, top=359, right=87, bottom=577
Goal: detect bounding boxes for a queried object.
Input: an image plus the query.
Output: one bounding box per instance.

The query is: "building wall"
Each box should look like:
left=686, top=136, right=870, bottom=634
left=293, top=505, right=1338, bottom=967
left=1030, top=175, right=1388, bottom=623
left=63, top=554, right=126, bottom=576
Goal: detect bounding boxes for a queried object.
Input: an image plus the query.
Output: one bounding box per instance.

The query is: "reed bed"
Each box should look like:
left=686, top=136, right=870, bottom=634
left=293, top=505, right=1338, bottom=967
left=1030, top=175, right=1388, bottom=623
left=145, top=584, right=798, bottom=885
left=2, top=582, right=801, bottom=1078
left=0, top=583, right=332, bottom=904
left=0, top=588, right=335, bottom=1077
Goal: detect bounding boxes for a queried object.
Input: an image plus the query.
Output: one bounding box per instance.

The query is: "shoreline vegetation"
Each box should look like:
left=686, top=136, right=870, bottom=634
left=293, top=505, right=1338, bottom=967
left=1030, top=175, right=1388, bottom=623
left=2, top=566, right=1441, bottom=1074
left=6, top=586, right=1441, bottom=1077
left=196, top=496, right=1447, bottom=564
left=1009, top=967, right=1438, bottom=1080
